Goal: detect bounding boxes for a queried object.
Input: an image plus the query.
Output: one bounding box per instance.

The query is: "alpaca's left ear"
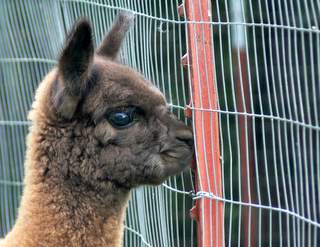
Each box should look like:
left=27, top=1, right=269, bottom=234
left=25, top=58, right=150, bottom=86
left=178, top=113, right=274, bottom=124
left=97, top=11, right=134, bottom=60
left=54, top=18, right=94, bottom=119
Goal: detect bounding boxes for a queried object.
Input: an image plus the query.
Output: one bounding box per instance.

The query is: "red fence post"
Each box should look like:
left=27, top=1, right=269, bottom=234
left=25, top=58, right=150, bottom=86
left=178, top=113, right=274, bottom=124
left=182, top=1, right=224, bottom=246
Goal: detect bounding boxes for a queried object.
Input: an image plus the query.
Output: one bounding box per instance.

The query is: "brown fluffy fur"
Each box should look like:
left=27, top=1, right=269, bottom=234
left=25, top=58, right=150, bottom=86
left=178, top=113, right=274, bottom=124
left=1, top=12, right=193, bottom=247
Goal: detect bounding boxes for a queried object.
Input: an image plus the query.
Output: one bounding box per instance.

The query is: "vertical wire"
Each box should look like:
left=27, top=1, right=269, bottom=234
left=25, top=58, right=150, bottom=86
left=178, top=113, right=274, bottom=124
left=269, top=0, right=284, bottom=245
left=214, top=1, right=228, bottom=246
left=247, top=1, right=264, bottom=245
left=151, top=4, right=165, bottom=246
left=282, top=1, right=298, bottom=246
left=239, top=0, right=257, bottom=245
left=216, top=2, right=232, bottom=246
left=2, top=1, right=21, bottom=231
left=180, top=2, right=196, bottom=245
left=277, top=1, right=293, bottom=245
left=296, top=2, right=309, bottom=245
left=265, top=1, right=280, bottom=245
left=158, top=4, right=170, bottom=245
left=289, top=0, right=303, bottom=246
left=223, top=2, right=235, bottom=246
left=287, top=0, right=300, bottom=245
left=316, top=2, right=320, bottom=235
left=146, top=188, right=153, bottom=246
left=309, top=0, right=320, bottom=245
left=163, top=2, right=175, bottom=245
left=175, top=2, right=189, bottom=246
left=299, top=2, right=313, bottom=245
left=257, top=1, right=274, bottom=245
left=3, top=2, right=18, bottom=227
left=226, top=1, right=243, bottom=244
left=225, top=0, right=242, bottom=245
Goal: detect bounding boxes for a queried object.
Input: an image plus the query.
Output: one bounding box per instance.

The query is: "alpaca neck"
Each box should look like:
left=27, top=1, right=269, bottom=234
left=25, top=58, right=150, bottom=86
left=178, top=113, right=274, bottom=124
left=4, top=161, right=131, bottom=247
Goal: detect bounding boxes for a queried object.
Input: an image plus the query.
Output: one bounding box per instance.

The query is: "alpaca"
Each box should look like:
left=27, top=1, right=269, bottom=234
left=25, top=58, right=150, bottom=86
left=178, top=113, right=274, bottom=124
left=0, top=12, right=193, bottom=247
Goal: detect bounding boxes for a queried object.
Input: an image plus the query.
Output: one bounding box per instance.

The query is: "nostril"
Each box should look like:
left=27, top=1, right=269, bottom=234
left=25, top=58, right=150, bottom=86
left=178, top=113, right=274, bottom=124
left=177, top=136, right=194, bottom=148
left=186, top=138, right=194, bottom=147
left=174, top=128, right=194, bottom=147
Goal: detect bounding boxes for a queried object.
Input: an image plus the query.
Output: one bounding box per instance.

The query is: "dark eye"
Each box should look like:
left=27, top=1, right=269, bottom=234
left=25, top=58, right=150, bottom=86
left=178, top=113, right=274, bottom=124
left=107, top=107, right=138, bottom=129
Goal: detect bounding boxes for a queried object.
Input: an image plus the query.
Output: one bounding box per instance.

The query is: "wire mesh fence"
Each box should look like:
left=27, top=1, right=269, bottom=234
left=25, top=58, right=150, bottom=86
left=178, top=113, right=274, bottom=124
left=0, top=0, right=320, bottom=246
left=209, top=0, right=320, bottom=246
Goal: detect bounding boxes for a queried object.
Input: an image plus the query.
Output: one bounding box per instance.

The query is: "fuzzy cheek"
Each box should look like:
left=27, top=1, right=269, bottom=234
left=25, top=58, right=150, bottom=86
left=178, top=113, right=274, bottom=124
left=93, top=120, right=116, bottom=145
left=140, top=155, right=167, bottom=184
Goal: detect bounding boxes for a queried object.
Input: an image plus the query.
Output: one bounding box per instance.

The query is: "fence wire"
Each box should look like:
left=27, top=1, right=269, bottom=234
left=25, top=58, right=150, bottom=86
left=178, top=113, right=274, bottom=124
left=0, top=0, right=319, bottom=247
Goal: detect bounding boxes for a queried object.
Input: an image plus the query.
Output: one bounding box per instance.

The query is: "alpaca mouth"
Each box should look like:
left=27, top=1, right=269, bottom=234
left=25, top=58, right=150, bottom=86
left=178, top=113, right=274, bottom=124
left=162, top=150, right=182, bottom=159
left=161, top=147, right=194, bottom=160
left=161, top=149, right=194, bottom=175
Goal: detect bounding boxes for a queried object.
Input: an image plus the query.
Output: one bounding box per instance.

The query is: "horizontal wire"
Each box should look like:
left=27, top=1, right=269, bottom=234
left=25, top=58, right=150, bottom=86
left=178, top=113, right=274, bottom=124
left=0, top=178, right=194, bottom=198
left=0, top=58, right=57, bottom=64
left=0, top=180, right=24, bottom=186
left=168, top=104, right=320, bottom=131
left=0, top=178, right=193, bottom=197
left=2, top=105, right=319, bottom=132
left=3, top=176, right=319, bottom=229
left=62, top=0, right=320, bottom=33
left=188, top=106, right=320, bottom=131
left=124, top=226, right=152, bottom=247
left=160, top=182, right=320, bottom=229
left=167, top=103, right=185, bottom=110
left=193, top=191, right=320, bottom=228
left=161, top=183, right=194, bottom=196
left=0, top=121, right=31, bottom=126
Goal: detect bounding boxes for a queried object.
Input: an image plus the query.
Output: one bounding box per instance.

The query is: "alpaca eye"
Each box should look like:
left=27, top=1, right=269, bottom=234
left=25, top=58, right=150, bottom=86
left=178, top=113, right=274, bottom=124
left=107, top=107, right=137, bottom=128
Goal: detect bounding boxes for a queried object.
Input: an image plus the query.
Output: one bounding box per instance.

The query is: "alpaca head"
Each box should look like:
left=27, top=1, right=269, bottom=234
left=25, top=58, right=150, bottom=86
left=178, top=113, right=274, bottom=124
left=42, top=12, right=193, bottom=190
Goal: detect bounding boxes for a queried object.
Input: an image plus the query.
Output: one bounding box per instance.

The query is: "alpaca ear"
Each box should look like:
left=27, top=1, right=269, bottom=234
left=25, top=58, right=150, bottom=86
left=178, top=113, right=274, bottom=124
left=97, top=11, right=134, bottom=60
left=54, top=18, right=94, bottom=119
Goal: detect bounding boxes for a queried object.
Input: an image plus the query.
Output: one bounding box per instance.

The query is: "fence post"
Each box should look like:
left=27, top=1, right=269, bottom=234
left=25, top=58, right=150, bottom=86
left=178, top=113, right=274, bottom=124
left=181, top=0, right=224, bottom=246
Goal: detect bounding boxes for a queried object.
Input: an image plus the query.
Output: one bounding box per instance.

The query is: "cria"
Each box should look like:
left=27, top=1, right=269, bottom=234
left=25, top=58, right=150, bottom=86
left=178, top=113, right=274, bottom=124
left=1, top=12, right=193, bottom=247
